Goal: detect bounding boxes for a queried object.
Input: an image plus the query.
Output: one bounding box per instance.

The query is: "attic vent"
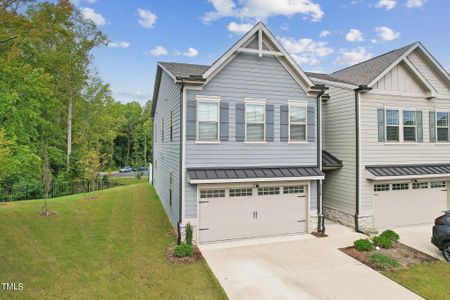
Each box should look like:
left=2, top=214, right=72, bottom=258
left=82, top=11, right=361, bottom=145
left=321, top=94, right=330, bottom=104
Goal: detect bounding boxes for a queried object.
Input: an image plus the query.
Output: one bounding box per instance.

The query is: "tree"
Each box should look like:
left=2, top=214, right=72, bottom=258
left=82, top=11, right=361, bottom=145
left=40, top=143, right=52, bottom=215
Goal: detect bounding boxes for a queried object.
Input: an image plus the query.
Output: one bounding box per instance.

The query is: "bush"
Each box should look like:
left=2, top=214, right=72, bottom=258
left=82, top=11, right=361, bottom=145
left=380, top=229, right=400, bottom=242
left=185, top=223, right=193, bottom=245
left=372, top=235, right=393, bottom=249
left=353, top=239, right=373, bottom=251
left=173, top=243, right=193, bottom=258
left=369, top=253, right=400, bottom=271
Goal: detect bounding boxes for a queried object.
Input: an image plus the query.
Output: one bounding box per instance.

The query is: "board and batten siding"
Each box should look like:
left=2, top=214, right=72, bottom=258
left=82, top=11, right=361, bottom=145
left=373, top=62, right=427, bottom=95
left=184, top=52, right=318, bottom=219
left=360, top=92, right=450, bottom=214
left=153, top=70, right=181, bottom=227
left=322, top=85, right=357, bottom=215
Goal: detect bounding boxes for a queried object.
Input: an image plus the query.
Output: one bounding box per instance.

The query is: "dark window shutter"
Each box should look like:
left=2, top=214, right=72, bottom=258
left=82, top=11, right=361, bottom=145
left=307, top=106, right=315, bottom=143
left=416, top=111, right=423, bottom=143
left=220, top=102, right=229, bottom=141
left=266, top=105, right=274, bottom=142
left=235, top=103, right=245, bottom=142
left=377, top=108, right=385, bottom=142
left=186, top=100, right=196, bottom=141
left=280, top=105, right=289, bottom=142
left=429, top=111, right=436, bottom=142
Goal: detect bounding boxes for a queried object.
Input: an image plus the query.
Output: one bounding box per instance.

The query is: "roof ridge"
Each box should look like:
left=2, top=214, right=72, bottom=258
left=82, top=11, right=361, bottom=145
left=159, top=61, right=211, bottom=67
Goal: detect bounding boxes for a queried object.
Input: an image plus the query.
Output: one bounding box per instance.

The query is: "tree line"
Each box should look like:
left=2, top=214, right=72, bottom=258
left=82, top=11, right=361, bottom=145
left=0, top=0, right=152, bottom=187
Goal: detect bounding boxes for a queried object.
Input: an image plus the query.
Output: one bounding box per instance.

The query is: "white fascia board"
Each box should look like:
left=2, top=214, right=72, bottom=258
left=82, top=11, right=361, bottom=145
left=189, top=176, right=325, bottom=184
left=402, top=58, right=437, bottom=96
left=157, top=63, right=177, bottom=82
left=416, top=43, right=450, bottom=84
left=366, top=172, right=450, bottom=181
left=308, top=77, right=358, bottom=90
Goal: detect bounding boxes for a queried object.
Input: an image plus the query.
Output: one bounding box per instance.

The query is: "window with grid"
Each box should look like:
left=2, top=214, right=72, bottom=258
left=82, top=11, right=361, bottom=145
left=229, top=188, right=253, bottom=197
left=246, top=103, right=265, bottom=142
left=289, top=106, right=307, bottom=142
left=437, top=112, right=449, bottom=142
left=198, top=101, right=219, bottom=142
left=403, top=111, right=416, bottom=142
left=386, top=109, right=400, bottom=142
left=258, top=187, right=280, bottom=195
left=392, top=183, right=409, bottom=190
left=200, top=189, right=225, bottom=198
left=374, top=184, right=390, bottom=192
left=283, top=186, right=305, bottom=194
left=412, top=182, right=429, bottom=189
left=430, top=181, right=446, bottom=188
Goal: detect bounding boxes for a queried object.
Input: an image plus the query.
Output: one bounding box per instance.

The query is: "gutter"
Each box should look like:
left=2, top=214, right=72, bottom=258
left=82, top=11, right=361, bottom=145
left=177, top=80, right=186, bottom=245
left=353, top=85, right=372, bottom=233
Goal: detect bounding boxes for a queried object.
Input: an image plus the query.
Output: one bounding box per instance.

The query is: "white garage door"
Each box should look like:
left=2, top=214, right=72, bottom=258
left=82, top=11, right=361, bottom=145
left=198, top=184, right=307, bottom=243
left=374, top=180, right=448, bottom=228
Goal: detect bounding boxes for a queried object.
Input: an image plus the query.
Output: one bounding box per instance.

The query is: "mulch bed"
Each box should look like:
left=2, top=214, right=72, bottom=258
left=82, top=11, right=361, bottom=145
left=165, top=245, right=204, bottom=264
left=341, top=241, right=437, bottom=272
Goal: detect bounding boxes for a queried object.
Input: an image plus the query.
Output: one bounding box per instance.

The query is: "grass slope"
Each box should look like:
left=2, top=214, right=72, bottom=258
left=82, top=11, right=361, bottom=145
left=0, top=184, right=226, bottom=300
left=111, top=176, right=149, bottom=185
left=384, top=261, right=450, bottom=300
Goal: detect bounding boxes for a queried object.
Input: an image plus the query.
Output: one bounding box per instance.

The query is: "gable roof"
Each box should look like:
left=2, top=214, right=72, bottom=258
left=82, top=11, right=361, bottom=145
left=158, top=62, right=209, bottom=80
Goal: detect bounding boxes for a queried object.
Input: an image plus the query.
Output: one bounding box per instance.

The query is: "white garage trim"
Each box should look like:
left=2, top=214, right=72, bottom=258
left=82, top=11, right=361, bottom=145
left=366, top=170, right=450, bottom=181
left=189, top=176, right=324, bottom=184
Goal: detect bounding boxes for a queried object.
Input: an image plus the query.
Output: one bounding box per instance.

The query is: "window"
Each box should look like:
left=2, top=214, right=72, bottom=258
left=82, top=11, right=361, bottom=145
left=200, top=189, right=225, bottom=198
left=430, top=181, right=446, bottom=188
left=403, top=111, right=416, bottom=142
left=246, top=103, right=265, bottom=142
left=374, top=184, right=390, bottom=192
left=161, top=117, right=165, bottom=142
left=412, top=182, right=429, bottom=189
left=289, top=105, right=307, bottom=142
left=283, top=185, right=305, bottom=194
left=170, top=111, right=173, bottom=142
left=229, top=188, right=253, bottom=197
left=258, top=187, right=280, bottom=195
left=392, top=183, right=409, bottom=190
left=198, top=101, right=219, bottom=142
left=436, top=112, right=449, bottom=142
left=169, top=172, right=173, bottom=207
left=386, top=109, right=400, bottom=142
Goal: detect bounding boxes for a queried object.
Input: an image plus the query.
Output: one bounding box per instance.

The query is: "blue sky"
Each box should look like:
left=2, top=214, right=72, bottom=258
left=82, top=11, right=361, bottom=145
left=70, top=0, right=450, bottom=105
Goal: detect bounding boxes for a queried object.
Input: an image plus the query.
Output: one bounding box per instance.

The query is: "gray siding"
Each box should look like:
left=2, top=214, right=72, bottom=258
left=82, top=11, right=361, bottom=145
left=185, top=53, right=318, bottom=219
left=153, top=71, right=181, bottom=227
left=322, top=85, right=357, bottom=215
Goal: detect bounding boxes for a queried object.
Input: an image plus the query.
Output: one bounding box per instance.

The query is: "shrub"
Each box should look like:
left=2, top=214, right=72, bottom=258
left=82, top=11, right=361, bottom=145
left=372, top=235, right=393, bottom=249
left=185, top=223, right=193, bottom=245
left=369, top=253, right=400, bottom=271
left=353, top=239, right=373, bottom=251
left=380, top=229, right=400, bottom=242
left=173, top=243, right=193, bottom=258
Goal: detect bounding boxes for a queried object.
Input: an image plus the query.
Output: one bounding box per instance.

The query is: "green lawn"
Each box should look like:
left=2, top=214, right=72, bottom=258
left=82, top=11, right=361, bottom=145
left=384, top=261, right=450, bottom=300
left=0, top=183, right=226, bottom=300
left=111, top=176, right=149, bottom=185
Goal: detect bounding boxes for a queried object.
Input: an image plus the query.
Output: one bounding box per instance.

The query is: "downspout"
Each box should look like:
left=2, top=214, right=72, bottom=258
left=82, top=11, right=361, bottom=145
left=315, top=86, right=327, bottom=233
left=354, top=85, right=372, bottom=233
left=177, top=80, right=186, bottom=245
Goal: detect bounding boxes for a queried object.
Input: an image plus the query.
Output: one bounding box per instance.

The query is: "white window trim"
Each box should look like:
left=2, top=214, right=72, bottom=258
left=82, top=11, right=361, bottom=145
left=196, top=96, right=221, bottom=143
left=436, top=111, right=450, bottom=143
left=245, top=100, right=266, bottom=143
left=384, top=107, right=419, bottom=144
left=402, top=109, right=417, bottom=143
left=288, top=102, right=308, bottom=143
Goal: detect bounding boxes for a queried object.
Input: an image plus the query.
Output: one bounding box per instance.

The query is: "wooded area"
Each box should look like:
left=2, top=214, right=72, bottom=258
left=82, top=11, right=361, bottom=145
left=0, top=0, right=153, bottom=187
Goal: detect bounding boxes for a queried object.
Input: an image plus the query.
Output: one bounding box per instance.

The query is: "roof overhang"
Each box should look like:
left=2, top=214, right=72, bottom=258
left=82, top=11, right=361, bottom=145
left=366, top=164, right=450, bottom=181
left=189, top=176, right=324, bottom=184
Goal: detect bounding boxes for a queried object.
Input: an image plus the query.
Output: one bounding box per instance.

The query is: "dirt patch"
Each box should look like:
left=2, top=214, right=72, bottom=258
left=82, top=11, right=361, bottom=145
left=341, top=241, right=437, bottom=272
left=311, top=232, right=328, bottom=238
left=40, top=211, right=57, bottom=217
left=165, top=245, right=204, bottom=264
left=85, top=195, right=100, bottom=201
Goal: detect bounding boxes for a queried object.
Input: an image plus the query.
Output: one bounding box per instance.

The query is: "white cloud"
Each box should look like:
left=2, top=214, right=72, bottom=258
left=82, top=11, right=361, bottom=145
left=319, top=30, right=331, bottom=38
left=107, top=41, right=130, bottom=48
left=375, top=26, right=400, bottom=41
left=183, top=47, right=199, bottom=57
left=80, top=7, right=106, bottom=26
left=137, top=9, right=157, bottom=29
left=375, top=0, right=397, bottom=10
left=281, top=23, right=289, bottom=31
left=113, top=90, right=151, bottom=105
left=345, top=28, right=364, bottom=42
left=147, top=45, right=168, bottom=56
left=279, top=37, right=333, bottom=66
left=203, top=0, right=324, bottom=23
left=227, top=22, right=254, bottom=34
left=334, top=47, right=372, bottom=66
left=406, top=0, right=424, bottom=8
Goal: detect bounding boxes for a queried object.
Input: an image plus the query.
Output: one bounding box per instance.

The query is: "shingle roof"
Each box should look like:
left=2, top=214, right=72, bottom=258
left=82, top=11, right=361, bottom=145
left=187, top=166, right=324, bottom=181
left=366, top=164, right=450, bottom=177
left=305, top=72, right=355, bottom=85
left=322, top=151, right=343, bottom=169
left=159, top=62, right=209, bottom=80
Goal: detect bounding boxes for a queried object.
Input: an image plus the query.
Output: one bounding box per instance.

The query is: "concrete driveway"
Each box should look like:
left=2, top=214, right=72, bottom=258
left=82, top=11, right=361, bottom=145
left=395, top=224, right=443, bottom=260
left=200, top=222, right=422, bottom=300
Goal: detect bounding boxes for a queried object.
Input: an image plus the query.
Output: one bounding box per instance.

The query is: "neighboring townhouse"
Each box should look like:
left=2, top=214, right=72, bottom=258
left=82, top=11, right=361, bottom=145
left=151, top=23, right=326, bottom=244
left=309, top=42, right=450, bottom=231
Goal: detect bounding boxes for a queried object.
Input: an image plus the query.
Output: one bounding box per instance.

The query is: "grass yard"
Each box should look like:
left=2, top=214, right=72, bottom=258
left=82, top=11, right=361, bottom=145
left=111, top=176, right=149, bottom=185
left=0, top=183, right=226, bottom=300
left=384, top=261, right=450, bottom=300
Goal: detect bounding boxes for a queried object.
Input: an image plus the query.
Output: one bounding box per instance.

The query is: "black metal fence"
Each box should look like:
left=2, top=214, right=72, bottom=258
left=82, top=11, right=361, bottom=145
left=0, top=180, right=123, bottom=202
